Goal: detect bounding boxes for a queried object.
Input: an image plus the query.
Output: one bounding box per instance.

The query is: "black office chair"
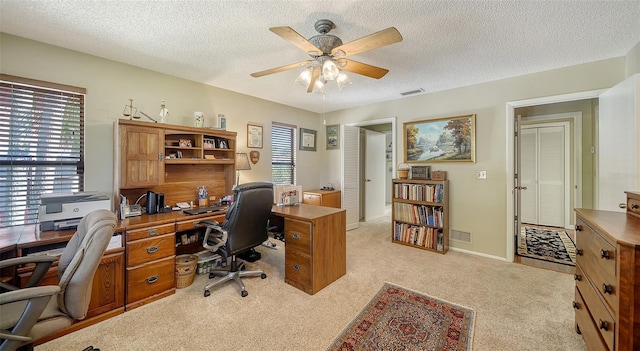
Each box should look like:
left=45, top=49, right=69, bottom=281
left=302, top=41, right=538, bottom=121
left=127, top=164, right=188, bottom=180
left=199, top=182, right=273, bottom=297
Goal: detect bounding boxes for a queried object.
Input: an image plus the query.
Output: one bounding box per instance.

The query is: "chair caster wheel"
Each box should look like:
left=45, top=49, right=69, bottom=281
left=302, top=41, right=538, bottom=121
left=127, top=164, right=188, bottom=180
left=204, top=290, right=211, bottom=297
left=261, top=273, right=267, bottom=279
left=241, top=290, right=248, bottom=297
left=209, top=272, right=215, bottom=279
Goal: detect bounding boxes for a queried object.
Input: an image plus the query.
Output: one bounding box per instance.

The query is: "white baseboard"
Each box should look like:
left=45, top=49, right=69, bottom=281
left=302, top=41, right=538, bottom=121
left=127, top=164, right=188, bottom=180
left=449, top=247, right=510, bottom=262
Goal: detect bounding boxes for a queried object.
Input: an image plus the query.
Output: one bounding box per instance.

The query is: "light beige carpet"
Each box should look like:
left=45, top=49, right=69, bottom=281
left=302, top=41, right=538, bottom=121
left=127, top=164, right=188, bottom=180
left=38, top=215, right=586, bottom=351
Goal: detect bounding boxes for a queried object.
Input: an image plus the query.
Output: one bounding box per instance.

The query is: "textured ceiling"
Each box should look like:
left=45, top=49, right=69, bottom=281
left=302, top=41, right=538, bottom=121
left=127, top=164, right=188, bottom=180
left=1, top=1, right=639, bottom=113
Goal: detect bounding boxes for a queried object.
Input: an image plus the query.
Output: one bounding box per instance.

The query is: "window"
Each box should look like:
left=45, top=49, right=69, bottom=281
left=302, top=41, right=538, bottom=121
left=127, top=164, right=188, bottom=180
left=271, top=123, right=296, bottom=185
left=0, top=75, right=85, bottom=227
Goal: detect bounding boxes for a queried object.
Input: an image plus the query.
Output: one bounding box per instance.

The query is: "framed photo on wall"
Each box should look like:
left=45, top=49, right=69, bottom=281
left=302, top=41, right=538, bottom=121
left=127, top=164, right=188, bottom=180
left=326, top=124, right=340, bottom=150
left=299, top=128, right=317, bottom=151
left=404, top=114, right=476, bottom=163
left=247, top=123, right=263, bottom=148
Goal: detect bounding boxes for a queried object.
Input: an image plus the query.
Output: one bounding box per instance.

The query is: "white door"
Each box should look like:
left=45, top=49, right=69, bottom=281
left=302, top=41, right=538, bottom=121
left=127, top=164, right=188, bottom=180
left=520, top=124, right=567, bottom=227
left=598, top=74, right=639, bottom=211
left=342, top=125, right=360, bottom=230
left=364, top=129, right=385, bottom=221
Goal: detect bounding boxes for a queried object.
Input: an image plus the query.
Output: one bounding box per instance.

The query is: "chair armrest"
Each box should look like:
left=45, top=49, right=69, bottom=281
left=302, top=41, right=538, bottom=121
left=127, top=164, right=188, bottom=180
left=0, top=256, right=58, bottom=292
left=0, top=285, right=60, bottom=346
left=201, top=222, right=228, bottom=253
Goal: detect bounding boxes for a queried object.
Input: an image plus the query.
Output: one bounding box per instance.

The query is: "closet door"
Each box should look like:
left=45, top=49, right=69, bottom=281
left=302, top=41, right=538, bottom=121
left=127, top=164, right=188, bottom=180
left=520, top=125, right=565, bottom=227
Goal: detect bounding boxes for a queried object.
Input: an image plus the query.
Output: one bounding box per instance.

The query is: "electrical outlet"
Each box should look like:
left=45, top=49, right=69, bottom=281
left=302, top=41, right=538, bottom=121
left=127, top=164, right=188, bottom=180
left=476, top=170, right=487, bottom=179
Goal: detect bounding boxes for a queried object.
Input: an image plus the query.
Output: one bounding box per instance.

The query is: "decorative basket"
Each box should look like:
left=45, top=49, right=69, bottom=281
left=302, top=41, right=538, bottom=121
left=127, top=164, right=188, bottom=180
left=175, top=254, right=198, bottom=289
left=397, top=163, right=410, bottom=179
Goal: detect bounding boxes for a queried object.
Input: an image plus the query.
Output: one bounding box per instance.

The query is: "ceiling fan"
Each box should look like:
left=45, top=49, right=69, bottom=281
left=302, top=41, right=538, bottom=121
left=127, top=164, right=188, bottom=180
left=250, top=19, right=403, bottom=93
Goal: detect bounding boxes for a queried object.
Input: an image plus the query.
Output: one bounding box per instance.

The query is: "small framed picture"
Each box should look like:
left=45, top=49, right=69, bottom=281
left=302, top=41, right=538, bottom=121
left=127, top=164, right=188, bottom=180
left=299, top=128, right=317, bottom=151
left=326, top=124, right=340, bottom=150
left=247, top=123, right=263, bottom=148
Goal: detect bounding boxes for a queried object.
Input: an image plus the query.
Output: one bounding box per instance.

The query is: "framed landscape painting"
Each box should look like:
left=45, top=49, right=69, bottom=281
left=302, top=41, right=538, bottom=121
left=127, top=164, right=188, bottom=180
left=326, top=124, right=340, bottom=150
left=404, top=114, right=476, bottom=163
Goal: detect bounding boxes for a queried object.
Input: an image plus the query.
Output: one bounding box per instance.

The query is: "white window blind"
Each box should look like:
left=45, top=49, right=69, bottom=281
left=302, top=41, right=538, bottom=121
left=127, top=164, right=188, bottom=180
left=271, top=123, right=296, bottom=185
left=0, top=75, right=85, bottom=227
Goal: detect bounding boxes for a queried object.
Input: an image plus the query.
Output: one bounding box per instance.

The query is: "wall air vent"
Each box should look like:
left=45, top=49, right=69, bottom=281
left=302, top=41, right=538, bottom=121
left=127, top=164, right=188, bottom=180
left=400, top=88, right=425, bottom=96
left=451, top=230, right=471, bottom=243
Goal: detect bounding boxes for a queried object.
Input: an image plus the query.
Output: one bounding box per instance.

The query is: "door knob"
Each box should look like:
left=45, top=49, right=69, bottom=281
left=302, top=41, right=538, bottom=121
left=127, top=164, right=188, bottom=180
left=515, top=186, right=528, bottom=190
left=365, top=179, right=372, bottom=182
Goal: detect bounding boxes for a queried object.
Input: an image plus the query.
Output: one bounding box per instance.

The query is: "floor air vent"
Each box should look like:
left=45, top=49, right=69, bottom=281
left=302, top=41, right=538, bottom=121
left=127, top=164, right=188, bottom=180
left=451, top=230, right=471, bottom=243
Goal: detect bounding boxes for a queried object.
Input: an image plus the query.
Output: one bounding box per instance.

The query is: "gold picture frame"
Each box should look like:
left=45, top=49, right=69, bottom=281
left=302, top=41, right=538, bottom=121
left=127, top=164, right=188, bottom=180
left=404, top=114, right=476, bottom=163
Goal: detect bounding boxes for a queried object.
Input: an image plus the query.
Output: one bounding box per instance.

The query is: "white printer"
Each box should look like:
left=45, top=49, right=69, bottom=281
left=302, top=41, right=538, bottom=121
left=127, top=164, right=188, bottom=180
left=38, top=193, right=111, bottom=231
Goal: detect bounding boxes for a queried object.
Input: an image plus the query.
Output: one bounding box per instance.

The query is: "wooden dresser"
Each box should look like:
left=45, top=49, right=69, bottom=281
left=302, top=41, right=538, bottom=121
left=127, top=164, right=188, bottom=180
left=302, top=189, right=341, bottom=208
left=574, top=191, right=640, bottom=351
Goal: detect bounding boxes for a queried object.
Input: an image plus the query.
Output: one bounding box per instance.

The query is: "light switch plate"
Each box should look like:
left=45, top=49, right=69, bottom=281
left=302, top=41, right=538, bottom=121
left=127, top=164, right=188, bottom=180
left=476, top=170, right=487, bottom=179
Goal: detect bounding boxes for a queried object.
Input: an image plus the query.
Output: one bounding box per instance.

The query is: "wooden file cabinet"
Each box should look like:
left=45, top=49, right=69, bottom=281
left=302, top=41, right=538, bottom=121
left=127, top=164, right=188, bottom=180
left=125, top=223, right=176, bottom=310
left=574, top=199, right=640, bottom=351
left=302, top=189, right=341, bottom=208
left=274, top=204, right=346, bottom=295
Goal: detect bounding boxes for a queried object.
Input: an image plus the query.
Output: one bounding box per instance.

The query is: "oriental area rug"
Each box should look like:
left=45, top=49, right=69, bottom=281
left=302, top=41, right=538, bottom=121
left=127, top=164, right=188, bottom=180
left=518, top=226, right=576, bottom=266
left=326, top=283, right=475, bottom=351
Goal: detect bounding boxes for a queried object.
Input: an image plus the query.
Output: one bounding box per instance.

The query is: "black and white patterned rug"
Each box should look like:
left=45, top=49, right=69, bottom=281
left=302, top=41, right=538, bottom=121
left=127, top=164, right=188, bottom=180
left=517, top=226, right=576, bottom=266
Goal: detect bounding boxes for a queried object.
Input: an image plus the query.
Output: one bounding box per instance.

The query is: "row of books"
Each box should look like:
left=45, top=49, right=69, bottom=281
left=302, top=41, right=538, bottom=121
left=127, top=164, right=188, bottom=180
left=393, top=221, right=444, bottom=251
left=393, top=202, right=444, bottom=227
left=393, top=183, right=444, bottom=202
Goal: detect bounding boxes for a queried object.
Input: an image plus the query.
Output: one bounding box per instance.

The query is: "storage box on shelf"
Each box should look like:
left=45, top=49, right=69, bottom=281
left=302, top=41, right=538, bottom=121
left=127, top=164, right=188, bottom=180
left=391, top=178, right=449, bottom=254
left=573, top=191, right=640, bottom=351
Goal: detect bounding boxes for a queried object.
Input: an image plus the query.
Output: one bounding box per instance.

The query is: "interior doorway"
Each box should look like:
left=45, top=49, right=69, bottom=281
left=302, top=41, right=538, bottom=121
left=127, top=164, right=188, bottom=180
left=343, top=117, right=397, bottom=224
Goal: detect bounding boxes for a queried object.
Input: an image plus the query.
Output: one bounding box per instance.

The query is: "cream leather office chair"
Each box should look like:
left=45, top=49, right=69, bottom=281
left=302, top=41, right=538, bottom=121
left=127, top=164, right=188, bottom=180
left=0, top=209, right=117, bottom=351
left=199, top=182, right=273, bottom=297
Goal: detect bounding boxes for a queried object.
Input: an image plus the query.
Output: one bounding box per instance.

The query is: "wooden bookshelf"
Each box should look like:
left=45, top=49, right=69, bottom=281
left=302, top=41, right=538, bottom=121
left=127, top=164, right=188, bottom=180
left=391, top=178, right=449, bottom=254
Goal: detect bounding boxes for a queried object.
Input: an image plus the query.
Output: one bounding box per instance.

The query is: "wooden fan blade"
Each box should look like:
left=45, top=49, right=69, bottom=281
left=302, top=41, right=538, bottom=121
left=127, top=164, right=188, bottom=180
left=250, top=60, right=313, bottom=78
left=337, top=59, right=389, bottom=79
left=270, top=27, right=323, bottom=56
left=331, top=27, right=403, bottom=57
left=307, top=66, right=320, bottom=93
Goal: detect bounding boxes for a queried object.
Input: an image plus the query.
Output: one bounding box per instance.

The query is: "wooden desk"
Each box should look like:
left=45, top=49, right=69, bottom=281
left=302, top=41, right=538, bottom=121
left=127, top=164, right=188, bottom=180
left=272, top=203, right=346, bottom=294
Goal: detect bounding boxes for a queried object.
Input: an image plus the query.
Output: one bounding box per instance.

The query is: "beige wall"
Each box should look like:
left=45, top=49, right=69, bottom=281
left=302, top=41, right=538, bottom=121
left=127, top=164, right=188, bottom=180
left=626, top=41, right=640, bottom=77
left=324, top=58, right=626, bottom=259
left=0, top=34, right=329, bottom=197
left=1, top=33, right=634, bottom=259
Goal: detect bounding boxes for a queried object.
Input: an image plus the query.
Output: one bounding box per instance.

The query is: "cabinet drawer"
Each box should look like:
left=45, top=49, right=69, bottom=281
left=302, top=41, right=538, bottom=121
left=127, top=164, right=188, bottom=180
left=126, top=233, right=175, bottom=266
left=176, top=214, right=225, bottom=232
left=285, top=218, right=311, bottom=254
left=302, top=193, right=321, bottom=206
left=127, top=223, right=175, bottom=241
left=576, top=219, right=618, bottom=313
left=576, top=266, right=615, bottom=351
left=627, top=193, right=640, bottom=218
left=574, top=288, right=608, bottom=351
left=126, top=256, right=175, bottom=304
left=285, top=250, right=311, bottom=287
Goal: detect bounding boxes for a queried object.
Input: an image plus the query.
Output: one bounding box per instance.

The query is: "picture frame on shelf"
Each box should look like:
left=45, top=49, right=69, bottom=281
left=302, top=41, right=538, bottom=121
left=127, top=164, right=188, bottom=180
left=404, top=114, right=476, bottom=163
left=299, top=128, right=317, bottom=151
left=247, top=123, right=263, bottom=148
left=326, top=124, right=340, bottom=150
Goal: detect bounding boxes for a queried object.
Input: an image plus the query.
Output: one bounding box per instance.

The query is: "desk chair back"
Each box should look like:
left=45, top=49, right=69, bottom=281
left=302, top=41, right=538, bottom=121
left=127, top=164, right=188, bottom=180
left=222, top=182, right=274, bottom=255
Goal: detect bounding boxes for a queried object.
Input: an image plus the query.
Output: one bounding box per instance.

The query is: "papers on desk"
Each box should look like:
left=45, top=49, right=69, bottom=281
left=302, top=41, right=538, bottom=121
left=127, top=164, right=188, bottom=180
left=274, top=184, right=302, bottom=206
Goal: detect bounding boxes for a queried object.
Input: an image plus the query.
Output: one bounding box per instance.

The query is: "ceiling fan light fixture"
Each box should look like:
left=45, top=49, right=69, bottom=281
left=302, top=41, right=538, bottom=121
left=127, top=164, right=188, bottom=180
left=313, top=77, right=326, bottom=93
left=322, top=58, right=340, bottom=81
left=295, top=67, right=313, bottom=88
left=336, top=72, right=352, bottom=90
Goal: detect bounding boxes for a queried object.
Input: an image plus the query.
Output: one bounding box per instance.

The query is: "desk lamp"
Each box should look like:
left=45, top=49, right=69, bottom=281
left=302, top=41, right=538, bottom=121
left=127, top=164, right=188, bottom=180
left=235, top=152, right=251, bottom=186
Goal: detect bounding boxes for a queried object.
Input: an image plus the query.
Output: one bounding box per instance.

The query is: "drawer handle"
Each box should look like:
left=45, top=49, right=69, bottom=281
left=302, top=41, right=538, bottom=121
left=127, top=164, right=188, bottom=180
left=576, top=248, right=583, bottom=256
left=572, top=301, right=579, bottom=310
left=603, top=284, right=613, bottom=295
left=632, top=203, right=639, bottom=210
left=293, top=264, right=300, bottom=271
left=292, top=232, right=300, bottom=240
left=574, top=274, right=581, bottom=281
left=146, top=246, right=159, bottom=254
left=575, top=225, right=582, bottom=232
left=148, top=229, right=158, bottom=236
left=599, top=319, right=608, bottom=331
left=600, top=249, right=610, bottom=260
left=146, top=275, right=159, bottom=284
